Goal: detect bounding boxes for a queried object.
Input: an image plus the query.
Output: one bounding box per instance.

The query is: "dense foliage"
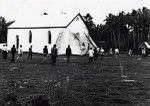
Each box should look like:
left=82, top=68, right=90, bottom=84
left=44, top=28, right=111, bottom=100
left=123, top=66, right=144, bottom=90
left=0, top=17, right=14, bottom=43
left=83, top=7, right=150, bottom=51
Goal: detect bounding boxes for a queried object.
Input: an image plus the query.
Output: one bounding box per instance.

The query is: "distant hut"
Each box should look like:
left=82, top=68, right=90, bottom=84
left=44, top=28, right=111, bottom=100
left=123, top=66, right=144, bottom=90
left=139, top=26, right=150, bottom=55
left=139, top=42, right=150, bottom=55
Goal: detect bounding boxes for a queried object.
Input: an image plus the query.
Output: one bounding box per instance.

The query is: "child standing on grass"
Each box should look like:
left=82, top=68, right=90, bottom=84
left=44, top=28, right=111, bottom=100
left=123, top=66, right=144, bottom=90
left=17, top=45, right=23, bottom=60
left=88, top=48, right=94, bottom=63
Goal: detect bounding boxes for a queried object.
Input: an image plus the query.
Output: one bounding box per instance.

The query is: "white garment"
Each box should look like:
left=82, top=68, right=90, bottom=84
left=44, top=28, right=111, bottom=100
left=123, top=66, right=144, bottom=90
left=100, top=48, right=104, bottom=53
left=18, top=48, right=23, bottom=54
left=88, top=49, right=94, bottom=57
left=115, top=48, right=119, bottom=54
left=128, top=49, right=132, bottom=56
left=3, top=46, right=8, bottom=52
left=97, top=47, right=100, bottom=53
left=109, top=48, right=113, bottom=54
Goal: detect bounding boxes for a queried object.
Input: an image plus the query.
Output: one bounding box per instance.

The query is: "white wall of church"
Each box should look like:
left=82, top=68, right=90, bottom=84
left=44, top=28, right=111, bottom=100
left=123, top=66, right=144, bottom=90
left=7, top=28, right=65, bottom=53
left=67, top=15, right=97, bottom=54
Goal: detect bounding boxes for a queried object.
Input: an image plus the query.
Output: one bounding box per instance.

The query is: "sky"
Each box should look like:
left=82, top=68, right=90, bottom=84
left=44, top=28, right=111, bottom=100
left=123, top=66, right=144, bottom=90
left=0, top=0, right=149, bottom=24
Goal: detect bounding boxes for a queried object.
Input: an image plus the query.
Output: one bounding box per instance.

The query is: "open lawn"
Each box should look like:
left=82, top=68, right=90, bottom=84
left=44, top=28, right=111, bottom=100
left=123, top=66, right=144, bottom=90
left=0, top=53, right=150, bottom=106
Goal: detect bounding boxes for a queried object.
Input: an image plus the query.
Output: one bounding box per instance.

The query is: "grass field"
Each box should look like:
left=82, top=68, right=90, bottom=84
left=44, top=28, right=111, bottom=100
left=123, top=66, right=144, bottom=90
left=0, top=53, right=150, bottom=106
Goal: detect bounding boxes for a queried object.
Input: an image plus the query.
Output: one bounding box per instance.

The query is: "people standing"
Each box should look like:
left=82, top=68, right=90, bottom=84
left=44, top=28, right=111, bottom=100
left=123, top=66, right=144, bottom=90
left=28, top=45, right=32, bottom=59
left=51, top=44, right=58, bottom=66
left=43, top=45, right=48, bottom=63
left=17, top=45, right=23, bottom=60
left=88, top=48, right=94, bottom=63
left=66, top=45, right=72, bottom=63
left=11, top=45, right=16, bottom=63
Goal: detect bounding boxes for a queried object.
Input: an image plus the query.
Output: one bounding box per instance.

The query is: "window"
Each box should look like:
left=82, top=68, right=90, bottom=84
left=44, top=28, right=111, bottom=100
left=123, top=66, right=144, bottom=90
left=82, top=42, right=85, bottom=47
left=29, top=30, right=32, bottom=43
left=48, top=31, right=51, bottom=44
left=76, top=32, right=79, bottom=35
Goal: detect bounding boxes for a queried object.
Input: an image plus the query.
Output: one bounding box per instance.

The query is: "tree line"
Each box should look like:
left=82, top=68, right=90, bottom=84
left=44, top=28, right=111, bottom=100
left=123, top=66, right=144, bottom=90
left=0, top=17, right=14, bottom=43
left=83, top=7, right=150, bottom=52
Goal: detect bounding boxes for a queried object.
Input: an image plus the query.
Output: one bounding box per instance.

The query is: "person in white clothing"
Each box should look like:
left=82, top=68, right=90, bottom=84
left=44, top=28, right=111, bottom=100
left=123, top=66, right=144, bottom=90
left=100, top=47, right=104, bottom=60
left=128, top=49, right=132, bottom=57
left=88, top=48, right=94, bottom=63
left=97, top=47, right=100, bottom=54
left=17, top=45, right=23, bottom=60
left=115, top=48, right=119, bottom=58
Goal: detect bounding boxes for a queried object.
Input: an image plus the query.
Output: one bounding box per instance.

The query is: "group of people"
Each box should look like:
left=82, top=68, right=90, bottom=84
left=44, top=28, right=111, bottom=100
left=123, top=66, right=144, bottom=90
left=88, top=47, right=105, bottom=63
left=87, top=47, right=140, bottom=63
left=1, top=44, right=148, bottom=65
left=1, top=44, right=23, bottom=63
left=1, top=44, right=72, bottom=66
left=1, top=44, right=114, bottom=64
left=42, top=44, right=72, bottom=65
left=88, top=47, right=119, bottom=63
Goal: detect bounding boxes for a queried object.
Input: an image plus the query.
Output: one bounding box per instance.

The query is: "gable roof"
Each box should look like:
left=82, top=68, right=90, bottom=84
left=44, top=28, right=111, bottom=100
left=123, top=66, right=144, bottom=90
left=139, top=42, right=150, bottom=49
left=66, top=13, right=87, bottom=28
left=8, top=13, right=86, bottom=29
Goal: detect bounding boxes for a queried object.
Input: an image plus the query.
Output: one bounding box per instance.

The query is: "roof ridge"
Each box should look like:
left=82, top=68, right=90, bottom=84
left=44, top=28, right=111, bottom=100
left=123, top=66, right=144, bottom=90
left=8, top=13, right=83, bottom=29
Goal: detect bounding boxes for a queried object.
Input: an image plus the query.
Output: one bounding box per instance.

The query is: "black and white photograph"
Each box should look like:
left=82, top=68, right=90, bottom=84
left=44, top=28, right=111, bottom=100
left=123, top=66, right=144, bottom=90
left=0, top=0, right=150, bottom=105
